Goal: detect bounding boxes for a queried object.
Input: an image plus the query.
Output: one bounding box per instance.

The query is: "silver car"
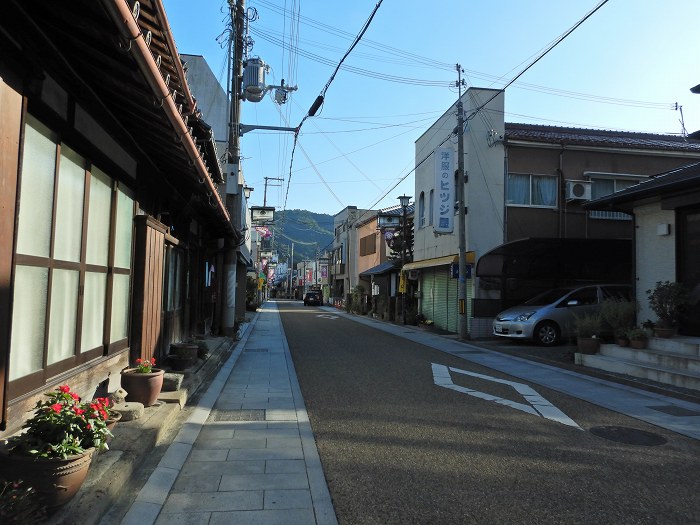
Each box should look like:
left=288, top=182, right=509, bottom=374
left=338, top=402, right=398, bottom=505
left=493, top=284, right=632, bottom=346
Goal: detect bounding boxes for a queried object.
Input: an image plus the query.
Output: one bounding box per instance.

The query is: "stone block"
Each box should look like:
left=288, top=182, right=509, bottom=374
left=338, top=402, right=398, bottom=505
left=110, top=388, right=128, bottom=404
left=163, top=372, right=184, bottom=392
left=113, top=401, right=144, bottom=421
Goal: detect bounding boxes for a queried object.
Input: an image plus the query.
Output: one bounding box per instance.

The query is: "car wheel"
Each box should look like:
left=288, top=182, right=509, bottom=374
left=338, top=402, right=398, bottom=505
left=535, top=321, right=560, bottom=346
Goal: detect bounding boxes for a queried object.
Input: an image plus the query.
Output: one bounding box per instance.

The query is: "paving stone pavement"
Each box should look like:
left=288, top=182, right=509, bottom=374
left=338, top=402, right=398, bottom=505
left=120, top=304, right=337, bottom=525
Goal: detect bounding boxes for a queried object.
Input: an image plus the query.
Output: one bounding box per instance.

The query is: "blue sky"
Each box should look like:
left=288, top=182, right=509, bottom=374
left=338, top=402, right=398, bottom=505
left=163, top=0, right=700, bottom=216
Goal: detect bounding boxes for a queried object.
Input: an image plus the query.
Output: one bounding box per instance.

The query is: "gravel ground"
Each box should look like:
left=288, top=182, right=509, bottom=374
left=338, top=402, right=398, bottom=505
left=280, top=303, right=700, bottom=525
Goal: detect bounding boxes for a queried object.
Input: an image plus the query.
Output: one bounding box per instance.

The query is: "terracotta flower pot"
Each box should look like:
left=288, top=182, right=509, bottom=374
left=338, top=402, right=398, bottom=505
left=654, top=327, right=674, bottom=338
left=104, top=410, right=122, bottom=447
left=0, top=447, right=95, bottom=510
left=630, top=339, right=647, bottom=349
left=168, top=354, right=194, bottom=371
left=120, top=368, right=164, bottom=407
left=106, top=410, right=122, bottom=432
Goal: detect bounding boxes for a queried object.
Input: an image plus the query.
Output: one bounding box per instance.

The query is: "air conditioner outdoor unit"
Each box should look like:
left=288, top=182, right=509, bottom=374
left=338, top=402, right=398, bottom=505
left=566, top=180, right=592, bottom=201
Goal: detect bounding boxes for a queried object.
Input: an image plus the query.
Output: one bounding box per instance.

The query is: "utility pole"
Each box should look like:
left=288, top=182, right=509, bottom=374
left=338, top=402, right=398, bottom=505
left=289, top=242, right=294, bottom=298
left=263, top=176, right=283, bottom=206
left=398, top=195, right=411, bottom=324
left=220, top=0, right=246, bottom=337
left=456, top=64, right=469, bottom=340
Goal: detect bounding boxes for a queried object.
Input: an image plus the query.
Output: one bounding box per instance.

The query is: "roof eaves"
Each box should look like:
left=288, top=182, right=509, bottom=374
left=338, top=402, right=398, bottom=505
left=584, top=161, right=700, bottom=210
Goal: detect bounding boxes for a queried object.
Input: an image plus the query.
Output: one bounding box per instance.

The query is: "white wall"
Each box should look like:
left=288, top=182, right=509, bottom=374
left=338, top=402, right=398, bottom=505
left=413, top=87, right=505, bottom=294
left=635, top=202, right=676, bottom=323
left=180, top=54, right=229, bottom=140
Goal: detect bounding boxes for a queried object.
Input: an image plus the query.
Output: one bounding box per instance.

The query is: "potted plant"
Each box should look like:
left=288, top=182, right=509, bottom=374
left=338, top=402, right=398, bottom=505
left=574, top=312, right=602, bottom=354
left=627, top=327, right=649, bottom=349
left=0, top=385, right=112, bottom=509
left=600, top=297, right=637, bottom=344
left=614, top=327, right=630, bottom=347
left=120, top=357, right=164, bottom=407
left=646, top=281, right=689, bottom=338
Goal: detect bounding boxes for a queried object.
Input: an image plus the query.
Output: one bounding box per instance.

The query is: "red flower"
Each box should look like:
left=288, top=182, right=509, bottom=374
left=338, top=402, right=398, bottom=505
left=70, top=392, right=80, bottom=400
left=59, top=385, right=70, bottom=393
left=73, top=407, right=85, bottom=415
left=51, top=403, right=62, bottom=413
left=150, top=357, right=156, bottom=365
left=136, top=358, right=142, bottom=365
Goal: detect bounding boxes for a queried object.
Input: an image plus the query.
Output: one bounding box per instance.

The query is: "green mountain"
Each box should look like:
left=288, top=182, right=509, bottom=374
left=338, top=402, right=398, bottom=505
left=270, top=210, right=334, bottom=266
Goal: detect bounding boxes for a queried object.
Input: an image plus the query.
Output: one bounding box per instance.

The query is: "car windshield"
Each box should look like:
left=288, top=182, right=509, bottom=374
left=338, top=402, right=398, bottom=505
left=523, top=288, right=570, bottom=306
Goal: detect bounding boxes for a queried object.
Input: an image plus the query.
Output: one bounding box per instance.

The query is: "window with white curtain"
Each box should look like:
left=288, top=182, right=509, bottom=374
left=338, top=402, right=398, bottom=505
left=507, top=173, right=557, bottom=207
left=10, top=115, right=134, bottom=391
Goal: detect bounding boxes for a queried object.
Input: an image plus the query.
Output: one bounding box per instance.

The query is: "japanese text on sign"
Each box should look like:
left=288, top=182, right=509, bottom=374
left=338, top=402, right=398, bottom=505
left=433, top=147, right=454, bottom=233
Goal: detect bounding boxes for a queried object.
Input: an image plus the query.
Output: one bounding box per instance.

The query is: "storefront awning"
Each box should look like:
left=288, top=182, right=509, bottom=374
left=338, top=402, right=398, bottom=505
left=403, top=252, right=475, bottom=271
left=359, top=260, right=400, bottom=277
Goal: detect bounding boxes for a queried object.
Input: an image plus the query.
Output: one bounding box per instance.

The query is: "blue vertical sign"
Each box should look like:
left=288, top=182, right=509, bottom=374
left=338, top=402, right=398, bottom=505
left=433, top=147, right=454, bottom=234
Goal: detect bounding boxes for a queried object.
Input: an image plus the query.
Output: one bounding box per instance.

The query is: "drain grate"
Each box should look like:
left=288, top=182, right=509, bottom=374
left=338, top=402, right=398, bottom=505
left=648, top=405, right=700, bottom=417
left=208, top=409, right=266, bottom=422
left=245, top=348, right=269, bottom=353
left=590, top=426, right=667, bottom=446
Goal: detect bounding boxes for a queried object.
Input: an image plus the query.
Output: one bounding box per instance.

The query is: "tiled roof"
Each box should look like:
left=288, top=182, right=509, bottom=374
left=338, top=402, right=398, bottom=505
left=505, top=123, right=700, bottom=152
left=378, top=203, right=415, bottom=216
left=359, top=260, right=400, bottom=277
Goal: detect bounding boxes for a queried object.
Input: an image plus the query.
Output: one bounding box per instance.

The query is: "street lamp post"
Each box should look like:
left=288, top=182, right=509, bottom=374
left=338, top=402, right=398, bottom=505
left=398, top=195, right=411, bottom=324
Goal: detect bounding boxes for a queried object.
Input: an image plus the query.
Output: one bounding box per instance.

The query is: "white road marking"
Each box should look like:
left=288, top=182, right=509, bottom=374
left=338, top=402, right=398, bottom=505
left=432, top=363, right=582, bottom=429
left=317, top=314, right=339, bottom=319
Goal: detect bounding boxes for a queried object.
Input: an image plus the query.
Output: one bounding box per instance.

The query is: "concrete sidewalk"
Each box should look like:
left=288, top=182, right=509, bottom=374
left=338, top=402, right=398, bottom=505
left=119, top=302, right=336, bottom=525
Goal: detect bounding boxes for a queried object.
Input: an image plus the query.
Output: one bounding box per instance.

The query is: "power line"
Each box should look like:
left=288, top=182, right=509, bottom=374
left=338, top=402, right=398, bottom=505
left=250, top=2, right=673, bottom=109
left=251, top=0, right=454, bottom=70
left=465, top=0, right=611, bottom=123
left=284, top=0, right=385, bottom=210
left=362, top=0, right=613, bottom=215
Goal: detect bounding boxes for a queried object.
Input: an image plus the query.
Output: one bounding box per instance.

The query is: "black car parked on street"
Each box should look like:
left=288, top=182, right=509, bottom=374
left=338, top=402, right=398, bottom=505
left=303, top=291, right=322, bottom=306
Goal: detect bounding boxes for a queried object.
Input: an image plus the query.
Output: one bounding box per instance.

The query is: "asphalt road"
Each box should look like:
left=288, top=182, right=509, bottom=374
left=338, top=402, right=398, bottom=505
left=278, top=300, right=700, bottom=525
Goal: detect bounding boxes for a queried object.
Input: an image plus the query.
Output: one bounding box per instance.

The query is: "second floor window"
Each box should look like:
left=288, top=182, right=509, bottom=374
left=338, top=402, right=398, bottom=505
left=507, top=173, right=557, bottom=207
left=418, top=192, right=425, bottom=227
left=588, top=174, right=641, bottom=220
left=360, top=234, right=376, bottom=256
left=429, top=189, right=434, bottom=225
left=590, top=176, right=639, bottom=200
